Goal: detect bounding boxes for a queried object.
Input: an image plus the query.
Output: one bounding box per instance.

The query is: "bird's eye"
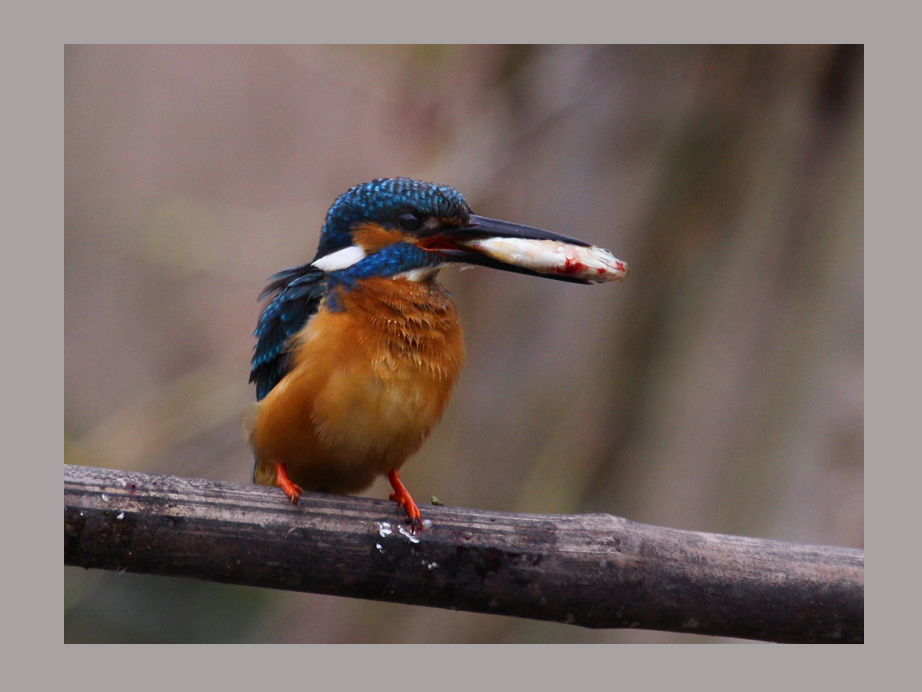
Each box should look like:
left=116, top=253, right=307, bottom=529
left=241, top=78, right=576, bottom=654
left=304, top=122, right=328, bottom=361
left=397, top=213, right=422, bottom=232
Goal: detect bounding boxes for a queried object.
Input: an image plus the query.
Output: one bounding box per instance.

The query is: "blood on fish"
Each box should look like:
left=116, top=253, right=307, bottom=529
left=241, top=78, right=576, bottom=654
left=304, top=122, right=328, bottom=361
left=560, top=257, right=588, bottom=275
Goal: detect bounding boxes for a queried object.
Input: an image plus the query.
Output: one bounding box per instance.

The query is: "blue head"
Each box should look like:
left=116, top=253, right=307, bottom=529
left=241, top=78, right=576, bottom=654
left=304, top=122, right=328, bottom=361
left=315, top=178, right=472, bottom=261
left=311, top=178, right=476, bottom=284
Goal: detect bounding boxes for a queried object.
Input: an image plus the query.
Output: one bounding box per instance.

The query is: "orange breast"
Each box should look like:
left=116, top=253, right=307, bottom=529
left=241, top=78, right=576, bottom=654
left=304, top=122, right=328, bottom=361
left=248, top=276, right=465, bottom=494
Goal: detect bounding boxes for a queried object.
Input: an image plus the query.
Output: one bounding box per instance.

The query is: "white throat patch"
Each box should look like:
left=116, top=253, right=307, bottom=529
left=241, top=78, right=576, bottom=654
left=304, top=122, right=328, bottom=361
left=311, top=245, right=366, bottom=272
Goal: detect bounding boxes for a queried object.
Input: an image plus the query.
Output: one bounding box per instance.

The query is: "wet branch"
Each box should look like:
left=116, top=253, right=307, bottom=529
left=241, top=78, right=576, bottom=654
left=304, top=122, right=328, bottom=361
left=64, top=464, right=863, bottom=643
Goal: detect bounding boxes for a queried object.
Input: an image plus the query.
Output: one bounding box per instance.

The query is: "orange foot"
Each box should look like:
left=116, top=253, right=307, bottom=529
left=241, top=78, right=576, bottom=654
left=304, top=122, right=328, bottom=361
left=388, top=469, right=422, bottom=530
left=274, top=462, right=302, bottom=504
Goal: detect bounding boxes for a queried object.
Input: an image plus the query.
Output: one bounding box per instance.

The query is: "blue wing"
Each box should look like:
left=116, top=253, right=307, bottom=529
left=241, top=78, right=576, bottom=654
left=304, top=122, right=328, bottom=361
left=250, top=264, right=327, bottom=400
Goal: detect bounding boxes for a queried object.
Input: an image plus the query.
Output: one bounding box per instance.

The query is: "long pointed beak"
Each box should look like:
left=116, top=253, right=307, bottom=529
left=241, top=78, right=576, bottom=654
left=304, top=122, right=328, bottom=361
left=422, top=214, right=629, bottom=284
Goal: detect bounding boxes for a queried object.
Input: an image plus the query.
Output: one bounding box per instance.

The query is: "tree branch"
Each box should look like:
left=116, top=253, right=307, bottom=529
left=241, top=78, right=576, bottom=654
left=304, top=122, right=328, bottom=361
left=64, top=464, right=863, bottom=643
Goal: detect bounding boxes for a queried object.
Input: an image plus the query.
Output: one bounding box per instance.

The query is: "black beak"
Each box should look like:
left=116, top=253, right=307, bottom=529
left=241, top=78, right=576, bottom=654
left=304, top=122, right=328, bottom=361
left=421, top=214, right=628, bottom=285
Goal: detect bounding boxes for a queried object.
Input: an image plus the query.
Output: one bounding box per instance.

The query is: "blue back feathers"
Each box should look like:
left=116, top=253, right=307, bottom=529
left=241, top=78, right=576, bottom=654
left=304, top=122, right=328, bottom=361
left=250, top=264, right=326, bottom=400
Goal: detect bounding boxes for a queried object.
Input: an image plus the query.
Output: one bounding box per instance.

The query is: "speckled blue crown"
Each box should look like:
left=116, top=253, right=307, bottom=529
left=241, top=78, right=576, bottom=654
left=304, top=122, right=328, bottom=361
left=314, top=178, right=472, bottom=260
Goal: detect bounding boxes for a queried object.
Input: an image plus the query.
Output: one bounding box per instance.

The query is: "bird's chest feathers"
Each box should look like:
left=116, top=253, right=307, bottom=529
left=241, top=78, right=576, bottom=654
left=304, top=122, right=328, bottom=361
left=280, top=277, right=465, bottom=455
left=312, top=276, right=465, bottom=383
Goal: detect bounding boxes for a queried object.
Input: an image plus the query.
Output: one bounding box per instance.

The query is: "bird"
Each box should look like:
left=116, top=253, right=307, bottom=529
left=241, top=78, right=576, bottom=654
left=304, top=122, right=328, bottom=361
left=246, top=177, right=627, bottom=529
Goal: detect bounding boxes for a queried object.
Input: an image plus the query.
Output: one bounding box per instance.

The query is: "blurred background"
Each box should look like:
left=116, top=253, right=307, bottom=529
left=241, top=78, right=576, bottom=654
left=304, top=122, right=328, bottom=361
left=64, top=45, right=863, bottom=643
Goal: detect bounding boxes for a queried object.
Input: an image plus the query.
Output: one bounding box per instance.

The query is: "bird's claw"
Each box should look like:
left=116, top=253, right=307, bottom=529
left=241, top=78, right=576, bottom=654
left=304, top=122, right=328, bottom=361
left=274, top=462, right=302, bottom=504
left=389, top=490, right=422, bottom=531
left=388, top=469, right=423, bottom=532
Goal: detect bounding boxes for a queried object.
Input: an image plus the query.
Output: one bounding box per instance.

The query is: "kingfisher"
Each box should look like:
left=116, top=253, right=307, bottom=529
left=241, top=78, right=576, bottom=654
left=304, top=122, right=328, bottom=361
left=247, top=178, right=627, bottom=528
